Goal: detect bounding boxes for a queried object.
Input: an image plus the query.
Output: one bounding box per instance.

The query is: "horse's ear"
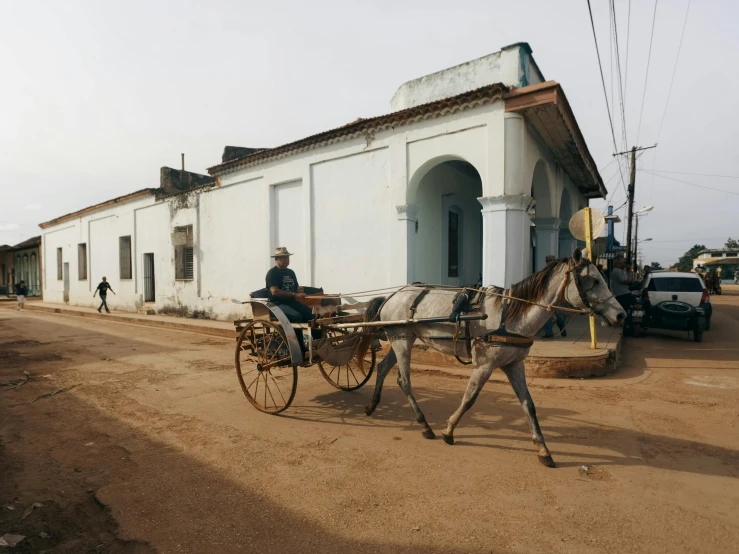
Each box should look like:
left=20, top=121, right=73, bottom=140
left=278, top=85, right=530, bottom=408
left=572, top=248, right=583, bottom=264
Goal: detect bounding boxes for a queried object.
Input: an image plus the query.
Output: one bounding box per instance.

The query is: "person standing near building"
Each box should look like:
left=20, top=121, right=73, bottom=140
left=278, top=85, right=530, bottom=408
left=93, top=276, right=115, bottom=313
left=610, top=257, right=634, bottom=311
left=14, top=280, right=28, bottom=311
left=734, top=270, right=738, bottom=285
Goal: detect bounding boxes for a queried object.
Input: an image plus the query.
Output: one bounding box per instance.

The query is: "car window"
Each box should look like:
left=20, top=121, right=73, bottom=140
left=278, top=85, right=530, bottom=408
left=648, top=277, right=703, bottom=292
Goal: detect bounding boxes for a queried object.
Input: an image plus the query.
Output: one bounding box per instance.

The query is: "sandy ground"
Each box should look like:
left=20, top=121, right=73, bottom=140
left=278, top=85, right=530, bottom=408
left=0, top=294, right=737, bottom=553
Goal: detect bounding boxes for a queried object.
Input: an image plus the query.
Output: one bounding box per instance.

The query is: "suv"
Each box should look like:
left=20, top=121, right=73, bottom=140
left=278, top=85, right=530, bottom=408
left=636, top=271, right=712, bottom=342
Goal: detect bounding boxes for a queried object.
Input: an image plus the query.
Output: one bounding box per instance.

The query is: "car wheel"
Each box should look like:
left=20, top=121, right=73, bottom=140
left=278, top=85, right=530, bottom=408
left=693, top=329, right=703, bottom=342
left=631, top=323, right=641, bottom=338
left=705, top=317, right=711, bottom=331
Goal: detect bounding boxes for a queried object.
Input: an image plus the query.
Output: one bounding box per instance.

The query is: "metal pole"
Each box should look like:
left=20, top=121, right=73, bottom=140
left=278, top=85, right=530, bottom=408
left=625, top=146, right=636, bottom=269
left=584, top=207, right=598, bottom=349
left=633, top=214, right=640, bottom=272
left=181, top=153, right=185, bottom=171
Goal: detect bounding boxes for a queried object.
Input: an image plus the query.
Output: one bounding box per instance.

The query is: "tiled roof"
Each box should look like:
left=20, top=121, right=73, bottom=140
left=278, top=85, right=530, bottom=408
left=12, top=236, right=41, bottom=250
left=208, top=83, right=509, bottom=175
left=39, top=188, right=156, bottom=229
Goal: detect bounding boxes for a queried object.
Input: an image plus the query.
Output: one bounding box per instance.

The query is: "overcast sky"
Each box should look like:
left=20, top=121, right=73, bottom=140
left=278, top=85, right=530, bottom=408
left=2, top=0, right=737, bottom=266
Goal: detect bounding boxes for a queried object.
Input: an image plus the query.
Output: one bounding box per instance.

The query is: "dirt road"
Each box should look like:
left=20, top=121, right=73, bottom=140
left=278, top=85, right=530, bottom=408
left=1, top=296, right=738, bottom=553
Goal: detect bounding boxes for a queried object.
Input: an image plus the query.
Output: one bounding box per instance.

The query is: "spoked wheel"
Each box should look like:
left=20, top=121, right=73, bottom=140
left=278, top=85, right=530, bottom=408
left=317, top=330, right=377, bottom=391
left=235, top=320, right=298, bottom=414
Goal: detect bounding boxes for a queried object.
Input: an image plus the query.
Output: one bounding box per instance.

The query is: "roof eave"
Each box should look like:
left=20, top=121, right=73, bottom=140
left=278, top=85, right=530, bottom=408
left=504, top=81, right=607, bottom=199
left=39, top=189, right=156, bottom=229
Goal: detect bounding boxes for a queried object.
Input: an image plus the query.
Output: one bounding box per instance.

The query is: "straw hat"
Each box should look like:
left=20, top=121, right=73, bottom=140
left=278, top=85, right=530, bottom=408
left=271, top=246, right=293, bottom=258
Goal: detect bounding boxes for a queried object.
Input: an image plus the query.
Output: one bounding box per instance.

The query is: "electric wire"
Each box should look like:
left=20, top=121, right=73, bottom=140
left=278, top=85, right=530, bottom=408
left=636, top=0, right=659, bottom=145
left=640, top=170, right=739, bottom=196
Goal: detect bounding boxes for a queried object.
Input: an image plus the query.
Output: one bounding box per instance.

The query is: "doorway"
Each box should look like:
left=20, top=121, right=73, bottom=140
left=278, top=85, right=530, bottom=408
left=143, top=253, right=155, bottom=303
left=63, top=263, right=70, bottom=303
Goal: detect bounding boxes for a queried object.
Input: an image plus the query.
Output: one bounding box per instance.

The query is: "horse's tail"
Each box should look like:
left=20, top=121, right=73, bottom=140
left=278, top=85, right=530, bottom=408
left=356, top=296, right=386, bottom=363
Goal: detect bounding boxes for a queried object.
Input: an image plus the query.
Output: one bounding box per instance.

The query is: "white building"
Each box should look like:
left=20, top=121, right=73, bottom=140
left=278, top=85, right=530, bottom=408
left=693, top=248, right=739, bottom=270
left=40, top=43, right=606, bottom=320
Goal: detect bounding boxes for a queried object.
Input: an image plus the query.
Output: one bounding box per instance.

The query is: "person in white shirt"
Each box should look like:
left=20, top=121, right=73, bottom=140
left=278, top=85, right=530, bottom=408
left=610, top=256, right=634, bottom=311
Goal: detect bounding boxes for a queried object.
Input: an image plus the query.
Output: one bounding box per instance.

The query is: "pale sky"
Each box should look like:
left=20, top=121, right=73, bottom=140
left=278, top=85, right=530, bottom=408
left=2, top=0, right=737, bottom=266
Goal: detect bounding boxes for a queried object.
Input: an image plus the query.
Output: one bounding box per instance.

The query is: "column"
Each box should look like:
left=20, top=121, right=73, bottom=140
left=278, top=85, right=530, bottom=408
left=534, top=216, right=560, bottom=270
left=558, top=228, right=577, bottom=259
left=478, top=194, right=531, bottom=288
left=395, top=204, right=418, bottom=285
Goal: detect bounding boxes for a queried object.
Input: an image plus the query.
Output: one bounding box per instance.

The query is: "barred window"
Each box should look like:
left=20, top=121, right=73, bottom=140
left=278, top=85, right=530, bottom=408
left=78, top=243, right=87, bottom=280
left=173, top=225, right=194, bottom=280
left=57, top=248, right=63, bottom=280
left=119, top=236, right=132, bottom=279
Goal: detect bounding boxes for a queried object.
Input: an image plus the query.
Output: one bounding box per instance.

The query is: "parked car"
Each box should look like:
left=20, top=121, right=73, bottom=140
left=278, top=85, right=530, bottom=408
left=634, top=271, right=711, bottom=342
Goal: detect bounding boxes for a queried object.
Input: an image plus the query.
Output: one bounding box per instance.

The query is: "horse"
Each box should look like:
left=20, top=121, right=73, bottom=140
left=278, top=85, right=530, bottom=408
left=364, top=248, right=626, bottom=467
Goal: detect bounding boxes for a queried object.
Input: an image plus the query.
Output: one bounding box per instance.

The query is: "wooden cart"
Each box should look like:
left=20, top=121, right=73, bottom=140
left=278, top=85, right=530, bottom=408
left=233, top=299, right=379, bottom=414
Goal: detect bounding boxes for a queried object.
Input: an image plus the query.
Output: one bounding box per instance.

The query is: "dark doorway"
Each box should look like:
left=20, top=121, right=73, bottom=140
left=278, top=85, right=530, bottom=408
left=143, top=253, right=155, bottom=303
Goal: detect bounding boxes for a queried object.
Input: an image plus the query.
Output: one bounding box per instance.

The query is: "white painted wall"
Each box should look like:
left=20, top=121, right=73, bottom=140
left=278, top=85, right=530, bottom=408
left=391, top=43, right=544, bottom=112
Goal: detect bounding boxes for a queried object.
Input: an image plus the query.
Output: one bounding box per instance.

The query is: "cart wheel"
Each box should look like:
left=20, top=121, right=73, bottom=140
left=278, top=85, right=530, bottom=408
left=318, top=333, right=377, bottom=391
left=235, top=320, right=298, bottom=414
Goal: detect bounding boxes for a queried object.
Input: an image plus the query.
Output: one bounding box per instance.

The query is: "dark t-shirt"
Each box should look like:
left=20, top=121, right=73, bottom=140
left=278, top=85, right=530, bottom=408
left=97, top=282, right=111, bottom=296
left=265, top=266, right=298, bottom=302
left=15, top=284, right=28, bottom=296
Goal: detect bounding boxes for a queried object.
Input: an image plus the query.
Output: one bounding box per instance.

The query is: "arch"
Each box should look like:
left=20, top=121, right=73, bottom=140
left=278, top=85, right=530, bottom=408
left=407, top=155, right=484, bottom=206
left=411, top=159, right=483, bottom=285
left=559, top=188, right=574, bottom=223
left=530, top=160, right=553, bottom=218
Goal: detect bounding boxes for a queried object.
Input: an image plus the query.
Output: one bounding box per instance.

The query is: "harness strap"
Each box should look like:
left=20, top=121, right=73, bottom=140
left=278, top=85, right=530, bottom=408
left=409, top=288, right=430, bottom=318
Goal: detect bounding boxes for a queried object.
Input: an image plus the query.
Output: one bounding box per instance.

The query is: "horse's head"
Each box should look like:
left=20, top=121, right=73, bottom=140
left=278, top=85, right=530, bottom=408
left=564, top=249, right=626, bottom=326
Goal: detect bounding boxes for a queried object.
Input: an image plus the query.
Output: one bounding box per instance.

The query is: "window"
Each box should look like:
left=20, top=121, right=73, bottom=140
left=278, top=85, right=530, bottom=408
left=727, top=253, right=737, bottom=257
left=448, top=211, right=459, bottom=278
left=647, top=277, right=703, bottom=293
left=119, top=236, right=132, bottom=279
left=173, top=225, right=194, bottom=280
left=57, top=248, right=63, bottom=280
left=78, top=243, right=87, bottom=280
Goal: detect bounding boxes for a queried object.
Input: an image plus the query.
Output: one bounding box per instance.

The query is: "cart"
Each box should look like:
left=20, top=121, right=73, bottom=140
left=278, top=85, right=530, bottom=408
left=233, top=298, right=381, bottom=414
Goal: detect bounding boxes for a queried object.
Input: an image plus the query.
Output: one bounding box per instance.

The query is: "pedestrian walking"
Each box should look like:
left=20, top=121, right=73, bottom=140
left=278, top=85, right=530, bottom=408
left=734, top=270, right=738, bottom=285
left=93, top=276, right=115, bottom=313
left=14, top=280, right=28, bottom=311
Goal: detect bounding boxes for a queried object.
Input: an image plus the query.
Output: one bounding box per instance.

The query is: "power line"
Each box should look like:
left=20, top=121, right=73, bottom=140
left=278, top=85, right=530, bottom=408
left=586, top=0, right=628, bottom=197
left=656, top=0, right=691, bottom=142
left=624, top=0, right=632, bottom=107
left=641, top=170, right=739, bottom=196
left=649, top=169, right=739, bottom=179
left=636, top=0, right=659, bottom=145
left=610, top=0, right=628, bottom=148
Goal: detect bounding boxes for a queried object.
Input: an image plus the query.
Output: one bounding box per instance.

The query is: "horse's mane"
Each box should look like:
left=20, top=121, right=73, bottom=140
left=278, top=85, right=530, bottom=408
left=492, top=259, right=569, bottom=321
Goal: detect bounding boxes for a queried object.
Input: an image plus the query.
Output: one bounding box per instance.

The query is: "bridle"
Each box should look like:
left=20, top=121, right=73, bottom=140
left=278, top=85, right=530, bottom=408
left=556, top=259, right=616, bottom=317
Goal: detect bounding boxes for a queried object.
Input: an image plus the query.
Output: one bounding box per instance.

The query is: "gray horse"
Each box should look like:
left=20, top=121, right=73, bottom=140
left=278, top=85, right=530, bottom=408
left=365, top=249, right=625, bottom=467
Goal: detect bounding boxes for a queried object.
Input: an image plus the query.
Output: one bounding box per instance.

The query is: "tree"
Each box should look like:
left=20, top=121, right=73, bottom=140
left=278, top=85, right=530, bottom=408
left=725, top=238, right=739, bottom=250
left=649, top=261, right=663, bottom=270
left=673, top=244, right=707, bottom=272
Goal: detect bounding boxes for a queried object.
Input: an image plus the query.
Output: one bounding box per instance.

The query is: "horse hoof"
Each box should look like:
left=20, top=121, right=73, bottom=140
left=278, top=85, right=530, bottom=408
left=442, top=434, right=454, bottom=445
left=364, top=405, right=375, bottom=416
left=422, top=429, right=435, bottom=440
left=538, top=455, right=556, bottom=468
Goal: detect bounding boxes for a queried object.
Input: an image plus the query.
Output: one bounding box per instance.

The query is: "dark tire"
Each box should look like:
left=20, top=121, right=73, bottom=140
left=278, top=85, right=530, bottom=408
left=705, top=317, right=711, bottom=331
left=318, top=332, right=376, bottom=391
left=656, top=301, right=695, bottom=319
left=693, top=329, right=703, bottom=342
left=631, top=323, right=642, bottom=338
left=235, top=321, right=298, bottom=414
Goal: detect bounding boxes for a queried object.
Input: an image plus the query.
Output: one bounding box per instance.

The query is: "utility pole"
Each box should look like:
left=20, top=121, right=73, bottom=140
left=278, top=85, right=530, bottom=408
left=613, top=144, right=657, bottom=272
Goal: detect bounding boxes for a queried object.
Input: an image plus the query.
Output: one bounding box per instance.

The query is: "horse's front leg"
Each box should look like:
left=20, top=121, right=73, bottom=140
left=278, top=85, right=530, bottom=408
left=501, top=360, right=555, bottom=468
left=441, top=350, right=495, bottom=445
left=365, top=345, right=397, bottom=416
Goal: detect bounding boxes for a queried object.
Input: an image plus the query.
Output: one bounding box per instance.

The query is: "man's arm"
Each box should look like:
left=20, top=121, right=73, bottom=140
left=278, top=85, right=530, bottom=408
left=108, top=284, right=116, bottom=294
left=269, top=286, right=304, bottom=300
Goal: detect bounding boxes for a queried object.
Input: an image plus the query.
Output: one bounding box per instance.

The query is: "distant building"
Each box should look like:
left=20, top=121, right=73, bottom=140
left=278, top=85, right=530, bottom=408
left=39, top=43, right=607, bottom=319
left=0, top=237, right=42, bottom=296
left=693, top=248, right=739, bottom=270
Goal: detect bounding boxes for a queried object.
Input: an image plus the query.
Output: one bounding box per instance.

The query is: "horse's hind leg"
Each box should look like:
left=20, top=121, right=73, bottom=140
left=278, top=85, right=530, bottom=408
left=502, top=360, right=555, bottom=468
left=441, top=361, right=495, bottom=445
left=365, top=346, right=397, bottom=416
left=393, top=340, right=435, bottom=439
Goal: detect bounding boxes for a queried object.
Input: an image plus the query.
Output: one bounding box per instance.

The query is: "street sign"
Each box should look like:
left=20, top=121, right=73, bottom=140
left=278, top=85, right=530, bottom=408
left=569, top=208, right=605, bottom=242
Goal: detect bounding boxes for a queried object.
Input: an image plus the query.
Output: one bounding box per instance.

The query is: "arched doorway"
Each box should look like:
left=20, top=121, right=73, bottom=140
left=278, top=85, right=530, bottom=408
left=412, top=160, right=483, bottom=286
left=530, top=160, right=557, bottom=273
